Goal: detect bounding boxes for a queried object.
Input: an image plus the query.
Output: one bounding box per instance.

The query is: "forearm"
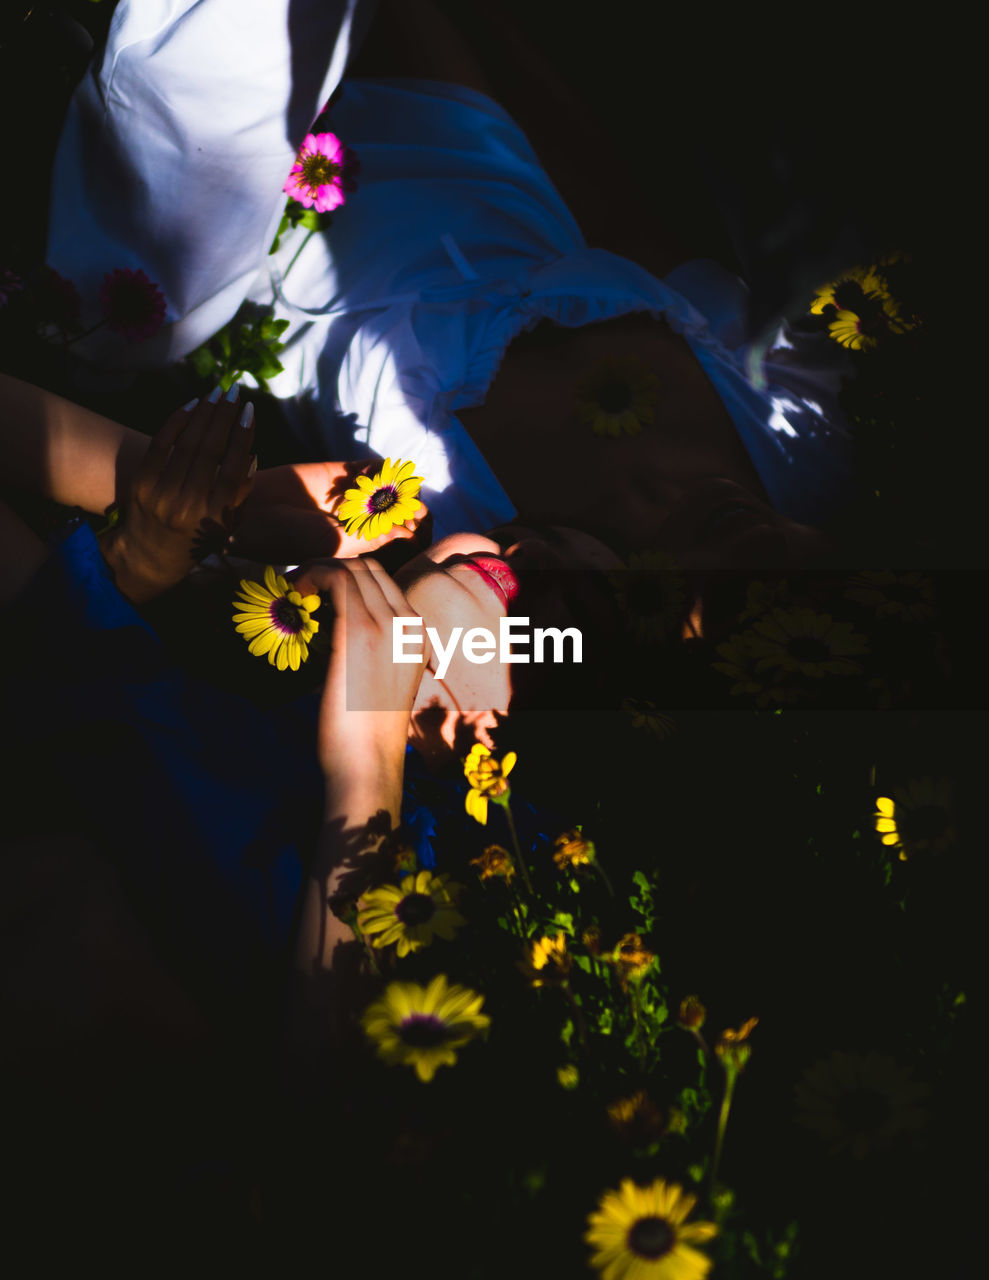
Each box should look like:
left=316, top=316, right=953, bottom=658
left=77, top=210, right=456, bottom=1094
left=287, top=747, right=406, bottom=1064
left=0, top=371, right=150, bottom=512
left=296, top=757, right=404, bottom=977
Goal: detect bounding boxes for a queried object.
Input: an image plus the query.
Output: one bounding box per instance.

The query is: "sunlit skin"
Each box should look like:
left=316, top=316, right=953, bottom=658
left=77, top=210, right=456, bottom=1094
left=394, top=526, right=622, bottom=758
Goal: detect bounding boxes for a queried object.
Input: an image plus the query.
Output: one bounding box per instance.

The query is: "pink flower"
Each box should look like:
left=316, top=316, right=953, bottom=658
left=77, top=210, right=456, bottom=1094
left=283, top=132, right=357, bottom=213
left=99, top=268, right=167, bottom=341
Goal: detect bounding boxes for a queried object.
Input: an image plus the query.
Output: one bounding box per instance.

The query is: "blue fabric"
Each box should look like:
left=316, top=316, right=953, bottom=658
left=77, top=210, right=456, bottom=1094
left=6, top=525, right=561, bottom=1001
left=6, top=524, right=320, bottom=1000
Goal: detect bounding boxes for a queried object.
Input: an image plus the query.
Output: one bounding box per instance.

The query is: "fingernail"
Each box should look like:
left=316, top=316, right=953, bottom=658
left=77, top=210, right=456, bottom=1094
left=225, top=383, right=240, bottom=403
left=239, top=401, right=254, bottom=429
left=182, top=397, right=199, bottom=412
left=207, top=384, right=223, bottom=404
left=247, top=455, right=258, bottom=478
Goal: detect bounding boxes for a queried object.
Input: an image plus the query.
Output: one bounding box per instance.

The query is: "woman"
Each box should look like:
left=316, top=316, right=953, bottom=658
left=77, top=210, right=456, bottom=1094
left=45, top=0, right=851, bottom=577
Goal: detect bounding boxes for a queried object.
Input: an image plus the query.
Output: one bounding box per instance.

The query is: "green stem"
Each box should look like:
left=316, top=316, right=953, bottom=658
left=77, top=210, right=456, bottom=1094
left=562, top=981, right=588, bottom=1049
left=710, top=1068, right=737, bottom=1194
left=501, top=800, right=534, bottom=896
left=283, top=229, right=316, bottom=280
left=506, top=877, right=528, bottom=941
left=628, top=983, right=647, bottom=1070
left=592, top=858, right=614, bottom=897
left=63, top=318, right=108, bottom=347
left=691, top=1027, right=711, bottom=1059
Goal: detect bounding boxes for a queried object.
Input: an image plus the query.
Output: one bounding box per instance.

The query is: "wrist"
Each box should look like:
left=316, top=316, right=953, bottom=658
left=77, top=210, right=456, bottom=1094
left=99, top=526, right=168, bottom=604
left=322, top=745, right=405, bottom=818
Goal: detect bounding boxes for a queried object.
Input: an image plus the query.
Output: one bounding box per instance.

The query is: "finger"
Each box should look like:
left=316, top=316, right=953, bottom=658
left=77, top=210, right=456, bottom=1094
left=346, top=500, right=431, bottom=556
left=139, top=397, right=200, bottom=481
left=341, top=560, right=429, bottom=669
left=287, top=558, right=355, bottom=603
left=346, top=556, right=420, bottom=624
left=153, top=384, right=230, bottom=499
left=181, top=384, right=244, bottom=503
left=210, top=399, right=256, bottom=518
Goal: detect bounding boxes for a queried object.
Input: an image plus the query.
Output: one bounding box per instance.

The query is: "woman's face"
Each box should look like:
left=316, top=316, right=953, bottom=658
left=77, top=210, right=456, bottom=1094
left=393, top=525, right=621, bottom=758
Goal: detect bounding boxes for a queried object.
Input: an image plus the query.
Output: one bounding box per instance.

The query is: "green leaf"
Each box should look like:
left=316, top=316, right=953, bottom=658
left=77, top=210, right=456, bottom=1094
left=253, top=354, right=285, bottom=381
left=268, top=213, right=291, bottom=255
left=188, top=346, right=217, bottom=378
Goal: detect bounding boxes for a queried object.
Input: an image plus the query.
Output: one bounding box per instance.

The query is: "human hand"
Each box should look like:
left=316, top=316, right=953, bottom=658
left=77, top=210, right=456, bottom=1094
left=295, top=558, right=429, bottom=783
left=102, top=388, right=255, bottom=602
left=231, top=460, right=430, bottom=562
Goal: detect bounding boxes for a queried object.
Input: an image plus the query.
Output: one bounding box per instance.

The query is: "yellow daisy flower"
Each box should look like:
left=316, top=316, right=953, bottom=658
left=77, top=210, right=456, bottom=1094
left=519, top=932, right=572, bottom=987
left=361, top=974, right=490, bottom=1083
left=612, top=932, right=656, bottom=987
left=873, top=777, right=956, bottom=861
left=463, top=743, right=517, bottom=825
left=610, top=550, right=688, bottom=644
left=811, top=262, right=915, bottom=347
left=232, top=565, right=320, bottom=671
left=575, top=356, right=660, bottom=438
left=552, top=828, right=596, bottom=871
left=357, top=870, right=466, bottom=957
left=809, top=264, right=887, bottom=315
left=585, top=1177, right=718, bottom=1280
left=794, top=1049, right=929, bottom=1159
left=470, top=844, right=516, bottom=882
left=622, top=698, right=676, bottom=738
left=828, top=308, right=879, bottom=351
left=676, top=995, right=707, bottom=1031
left=715, top=1017, right=759, bottom=1072
left=845, top=569, right=936, bottom=622
left=749, top=607, right=868, bottom=679
left=335, top=456, right=423, bottom=541
left=606, top=1091, right=670, bottom=1145
left=712, top=632, right=804, bottom=708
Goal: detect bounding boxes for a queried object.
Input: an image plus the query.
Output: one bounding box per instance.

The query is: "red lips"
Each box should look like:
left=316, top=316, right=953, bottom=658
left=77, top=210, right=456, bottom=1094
left=463, top=556, right=520, bottom=606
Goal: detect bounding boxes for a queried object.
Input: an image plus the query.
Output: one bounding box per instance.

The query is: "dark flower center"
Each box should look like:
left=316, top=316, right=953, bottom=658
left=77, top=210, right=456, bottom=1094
left=597, top=380, right=632, bottom=413
left=302, top=153, right=341, bottom=188
left=271, top=598, right=304, bottom=634
left=899, top=805, right=948, bottom=842
left=787, top=636, right=831, bottom=664
left=396, top=892, right=436, bottom=926
left=834, top=1086, right=892, bottom=1134
left=107, top=279, right=157, bottom=323
left=627, top=1216, right=674, bottom=1259
left=399, top=1014, right=448, bottom=1047
left=833, top=281, right=870, bottom=312
left=368, top=485, right=398, bottom=513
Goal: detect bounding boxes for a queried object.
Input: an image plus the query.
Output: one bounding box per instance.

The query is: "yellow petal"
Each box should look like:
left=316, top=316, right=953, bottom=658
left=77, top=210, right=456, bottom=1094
left=249, top=629, right=279, bottom=657
left=237, top=580, right=275, bottom=605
